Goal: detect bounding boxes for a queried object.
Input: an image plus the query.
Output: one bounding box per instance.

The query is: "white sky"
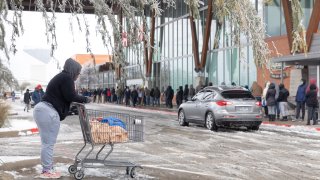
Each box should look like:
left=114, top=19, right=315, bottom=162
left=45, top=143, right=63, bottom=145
left=2, top=11, right=112, bottom=85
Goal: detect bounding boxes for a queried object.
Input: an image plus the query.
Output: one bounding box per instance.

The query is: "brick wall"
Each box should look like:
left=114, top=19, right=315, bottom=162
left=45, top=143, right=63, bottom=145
left=257, top=35, right=293, bottom=91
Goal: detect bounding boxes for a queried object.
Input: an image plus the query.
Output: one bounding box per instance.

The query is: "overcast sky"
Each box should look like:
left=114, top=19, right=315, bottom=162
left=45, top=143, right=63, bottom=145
left=2, top=11, right=112, bottom=85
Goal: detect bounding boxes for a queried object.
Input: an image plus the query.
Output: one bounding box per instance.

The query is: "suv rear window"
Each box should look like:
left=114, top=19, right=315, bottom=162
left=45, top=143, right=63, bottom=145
left=221, top=90, right=255, bottom=99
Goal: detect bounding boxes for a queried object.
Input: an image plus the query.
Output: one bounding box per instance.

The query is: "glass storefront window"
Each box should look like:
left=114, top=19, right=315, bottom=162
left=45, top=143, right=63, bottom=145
left=265, top=0, right=281, bottom=36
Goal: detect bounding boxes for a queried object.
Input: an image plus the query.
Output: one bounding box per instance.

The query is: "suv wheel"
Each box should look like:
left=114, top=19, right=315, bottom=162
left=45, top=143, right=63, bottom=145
left=205, top=112, right=218, bottom=131
left=251, top=126, right=259, bottom=131
left=178, top=110, right=189, bottom=126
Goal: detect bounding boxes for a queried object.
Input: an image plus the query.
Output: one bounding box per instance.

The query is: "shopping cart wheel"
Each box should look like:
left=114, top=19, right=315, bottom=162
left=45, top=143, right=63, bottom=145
left=74, top=171, right=84, bottom=180
left=130, top=167, right=136, bottom=178
left=126, top=167, right=131, bottom=175
left=68, top=165, right=77, bottom=174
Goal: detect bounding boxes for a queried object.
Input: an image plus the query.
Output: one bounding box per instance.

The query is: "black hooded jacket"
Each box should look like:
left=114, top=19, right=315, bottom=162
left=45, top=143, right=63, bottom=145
left=266, top=83, right=276, bottom=106
left=306, top=84, right=319, bottom=107
left=42, top=71, right=87, bottom=120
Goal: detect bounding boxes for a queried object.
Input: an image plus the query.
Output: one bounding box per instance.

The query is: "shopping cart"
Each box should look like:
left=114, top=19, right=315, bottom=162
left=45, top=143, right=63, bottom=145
left=68, top=103, right=144, bottom=179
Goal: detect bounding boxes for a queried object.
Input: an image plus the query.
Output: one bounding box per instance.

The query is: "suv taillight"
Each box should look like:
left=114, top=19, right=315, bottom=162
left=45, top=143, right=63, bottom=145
left=216, top=100, right=233, bottom=106
left=255, top=101, right=262, bottom=107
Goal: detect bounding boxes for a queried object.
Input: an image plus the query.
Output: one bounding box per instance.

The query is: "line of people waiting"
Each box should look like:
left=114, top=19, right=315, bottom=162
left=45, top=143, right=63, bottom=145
left=251, top=79, right=318, bottom=125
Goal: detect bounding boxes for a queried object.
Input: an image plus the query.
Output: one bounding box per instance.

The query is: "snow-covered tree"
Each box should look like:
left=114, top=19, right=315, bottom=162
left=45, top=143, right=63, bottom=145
left=77, top=62, right=98, bottom=89
left=0, top=61, right=19, bottom=92
left=0, top=0, right=286, bottom=79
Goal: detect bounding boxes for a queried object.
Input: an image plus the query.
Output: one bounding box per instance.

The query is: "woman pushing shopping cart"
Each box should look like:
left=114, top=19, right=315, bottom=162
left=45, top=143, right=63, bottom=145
left=68, top=103, right=145, bottom=180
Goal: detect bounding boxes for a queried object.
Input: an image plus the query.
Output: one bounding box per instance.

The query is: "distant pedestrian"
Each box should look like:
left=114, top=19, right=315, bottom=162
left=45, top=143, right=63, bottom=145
left=23, top=89, right=31, bottom=112
left=176, top=86, right=183, bottom=108
left=124, top=87, right=131, bottom=106
left=262, top=81, right=270, bottom=117
left=295, top=79, right=307, bottom=121
left=266, top=83, right=276, bottom=121
left=183, top=84, right=189, bottom=102
left=277, top=84, right=289, bottom=121
left=306, top=78, right=318, bottom=94
left=154, top=87, right=161, bottom=106
left=189, top=84, right=195, bottom=99
left=32, top=84, right=45, bottom=106
left=150, top=88, right=155, bottom=106
left=165, top=86, right=174, bottom=108
left=131, top=86, right=138, bottom=107
left=250, top=81, right=263, bottom=102
left=145, top=87, right=151, bottom=106
left=11, top=91, right=15, bottom=102
left=306, top=84, right=318, bottom=125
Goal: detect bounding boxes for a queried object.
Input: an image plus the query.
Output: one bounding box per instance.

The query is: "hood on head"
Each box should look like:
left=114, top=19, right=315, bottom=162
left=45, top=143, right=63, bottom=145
left=310, top=78, right=317, bottom=85
left=63, top=58, right=82, bottom=80
left=279, top=83, right=284, bottom=89
left=269, top=83, right=275, bottom=89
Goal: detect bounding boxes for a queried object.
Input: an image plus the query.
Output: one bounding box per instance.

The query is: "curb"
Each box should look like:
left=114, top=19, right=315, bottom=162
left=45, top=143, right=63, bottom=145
left=262, top=122, right=320, bottom=132
left=18, top=128, right=39, bottom=136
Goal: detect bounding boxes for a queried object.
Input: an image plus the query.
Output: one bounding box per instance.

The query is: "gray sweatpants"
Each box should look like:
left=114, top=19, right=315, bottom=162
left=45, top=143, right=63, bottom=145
left=33, top=102, right=60, bottom=172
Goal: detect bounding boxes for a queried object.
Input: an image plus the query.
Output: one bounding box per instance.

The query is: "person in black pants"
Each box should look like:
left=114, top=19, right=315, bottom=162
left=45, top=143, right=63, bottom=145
left=295, top=79, right=307, bottom=121
left=306, top=84, right=318, bottom=125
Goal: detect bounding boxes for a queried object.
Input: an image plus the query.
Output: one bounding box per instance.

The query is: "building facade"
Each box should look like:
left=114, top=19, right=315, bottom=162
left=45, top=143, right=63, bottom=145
left=123, top=0, right=261, bottom=91
left=261, top=0, right=320, bottom=95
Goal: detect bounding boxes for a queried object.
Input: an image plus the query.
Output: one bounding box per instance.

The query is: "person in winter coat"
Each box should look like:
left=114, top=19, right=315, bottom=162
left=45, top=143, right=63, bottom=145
left=150, top=88, right=155, bottom=106
left=189, top=84, right=195, bottom=99
left=266, top=83, right=277, bottom=121
left=250, top=81, right=263, bottom=102
left=305, top=84, right=318, bottom=125
left=33, top=58, right=90, bottom=179
left=131, top=86, right=138, bottom=107
left=273, top=82, right=281, bottom=120
left=116, top=87, right=122, bottom=104
left=154, top=87, right=161, bottom=106
left=176, top=86, right=184, bottom=108
left=295, top=79, right=307, bottom=121
left=165, top=86, right=174, bottom=108
left=306, top=78, right=318, bottom=94
left=23, top=89, right=31, bottom=112
left=183, top=84, right=189, bottom=102
left=277, top=84, right=290, bottom=121
left=32, top=85, right=45, bottom=106
left=262, top=81, right=270, bottom=117
left=145, top=87, right=151, bottom=106
left=124, top=87, right=131, bottom=106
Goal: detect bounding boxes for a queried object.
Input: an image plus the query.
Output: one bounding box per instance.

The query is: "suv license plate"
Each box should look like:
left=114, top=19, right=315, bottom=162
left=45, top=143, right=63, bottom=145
left=236, top=106, right=250, bottom=112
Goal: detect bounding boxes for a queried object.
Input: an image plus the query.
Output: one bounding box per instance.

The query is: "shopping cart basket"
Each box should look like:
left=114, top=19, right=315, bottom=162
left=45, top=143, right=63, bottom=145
left=68, top=103, right=144, bottom=179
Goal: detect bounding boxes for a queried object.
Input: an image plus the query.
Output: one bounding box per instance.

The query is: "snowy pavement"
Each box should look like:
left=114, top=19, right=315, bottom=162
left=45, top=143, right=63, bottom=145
left=0, top=101, right=320, bottom=180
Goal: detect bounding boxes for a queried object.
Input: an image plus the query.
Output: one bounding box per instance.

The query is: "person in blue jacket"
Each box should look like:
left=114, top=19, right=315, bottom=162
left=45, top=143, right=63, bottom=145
left=32, top=84, right=45, bottom=106
left=295, top=79, right=307, bottom=121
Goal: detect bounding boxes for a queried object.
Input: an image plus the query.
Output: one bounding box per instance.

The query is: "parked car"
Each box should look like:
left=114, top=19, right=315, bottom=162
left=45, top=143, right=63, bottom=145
left=178, top=86, right=263, bottom=131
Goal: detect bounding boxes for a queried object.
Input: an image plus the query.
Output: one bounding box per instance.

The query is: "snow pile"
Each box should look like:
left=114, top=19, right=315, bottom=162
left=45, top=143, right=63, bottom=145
left=260, top=124, right=320, bottom=137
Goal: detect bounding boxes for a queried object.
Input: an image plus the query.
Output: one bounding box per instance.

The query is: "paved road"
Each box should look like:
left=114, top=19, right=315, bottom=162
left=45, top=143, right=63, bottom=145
left=1, top=103, right=320, bottom=180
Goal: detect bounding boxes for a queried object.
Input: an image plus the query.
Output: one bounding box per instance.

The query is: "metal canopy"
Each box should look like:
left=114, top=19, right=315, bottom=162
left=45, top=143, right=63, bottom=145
left=272, top=33, right=320, bottom=65
left=272, top=52, right=320, bottom=65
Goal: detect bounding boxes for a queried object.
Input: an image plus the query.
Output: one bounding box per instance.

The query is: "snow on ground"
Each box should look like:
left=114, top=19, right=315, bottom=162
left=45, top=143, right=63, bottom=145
left=0, top=156, right=39, bottom=163
left=260, top=123, right=320, bottom=137
left=2, top=101, right=320, bottom=179
left=1, top=100, right=37, bottom=133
